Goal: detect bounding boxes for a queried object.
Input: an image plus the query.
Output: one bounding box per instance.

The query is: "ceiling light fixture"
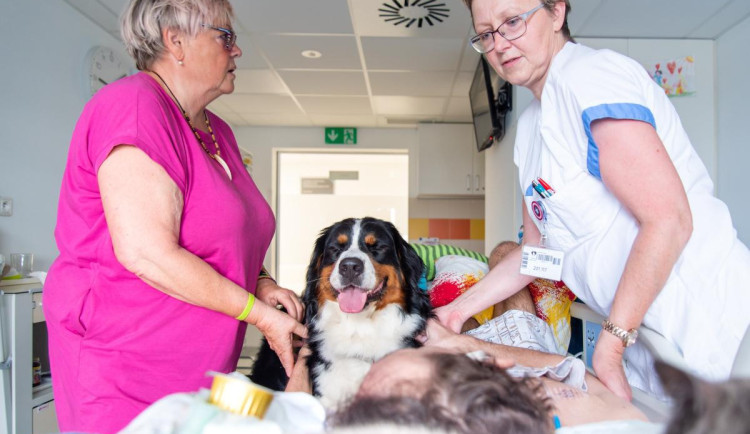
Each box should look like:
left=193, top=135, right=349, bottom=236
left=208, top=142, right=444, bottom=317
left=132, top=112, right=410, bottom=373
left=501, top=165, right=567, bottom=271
left=379, top=0, right=449, bottom=28
left=301, top=50, right=322, bottom=59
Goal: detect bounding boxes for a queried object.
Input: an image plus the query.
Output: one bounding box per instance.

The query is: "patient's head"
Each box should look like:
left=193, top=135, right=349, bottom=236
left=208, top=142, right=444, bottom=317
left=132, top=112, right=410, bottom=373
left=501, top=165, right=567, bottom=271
left=657, top=361, right=750, bottom=434
left=339, top=348, right=553, bottom=434
left=357, top=346, right=439, bottom=398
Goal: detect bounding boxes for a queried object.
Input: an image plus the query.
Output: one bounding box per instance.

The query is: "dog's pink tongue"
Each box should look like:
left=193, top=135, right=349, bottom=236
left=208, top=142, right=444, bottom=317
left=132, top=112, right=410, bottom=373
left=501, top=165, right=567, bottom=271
left=337, top=289, right=368, bottom=313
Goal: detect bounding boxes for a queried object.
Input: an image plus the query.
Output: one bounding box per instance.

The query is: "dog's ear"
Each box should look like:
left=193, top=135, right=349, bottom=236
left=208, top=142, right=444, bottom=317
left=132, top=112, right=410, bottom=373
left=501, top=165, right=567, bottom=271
left=655, top=360, right=699, bottom=401
left=302, top=225, right=331, bottom=323
left=656, top=360, right=714, bottom=434
left=387, top=222, right=432, bottom=320
left=654, top=360, right=750, bottom=434
left=386, top=221, right=422, bottom=291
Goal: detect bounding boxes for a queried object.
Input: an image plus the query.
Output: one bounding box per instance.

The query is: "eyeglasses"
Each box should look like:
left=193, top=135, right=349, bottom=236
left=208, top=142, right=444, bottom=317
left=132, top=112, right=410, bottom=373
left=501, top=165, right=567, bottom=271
left=201, top=23, right=237, bottom=51
left=469, top=3, right=545, bottom=53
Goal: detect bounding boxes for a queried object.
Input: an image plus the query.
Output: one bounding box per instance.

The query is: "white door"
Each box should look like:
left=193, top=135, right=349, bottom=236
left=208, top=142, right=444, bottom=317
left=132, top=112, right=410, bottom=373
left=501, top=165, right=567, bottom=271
left=275, top=150, right=409, bottom=294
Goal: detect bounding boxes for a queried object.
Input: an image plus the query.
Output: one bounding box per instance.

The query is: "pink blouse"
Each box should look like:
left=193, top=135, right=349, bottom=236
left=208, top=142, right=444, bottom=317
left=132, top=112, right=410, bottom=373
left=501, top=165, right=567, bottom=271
left=44, top=72, right=275, bottom=433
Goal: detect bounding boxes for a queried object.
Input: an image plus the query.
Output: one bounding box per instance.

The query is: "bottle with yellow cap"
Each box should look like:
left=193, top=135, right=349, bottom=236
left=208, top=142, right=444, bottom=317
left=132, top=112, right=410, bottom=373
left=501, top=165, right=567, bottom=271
left=207, top=372, right=274, bottom=419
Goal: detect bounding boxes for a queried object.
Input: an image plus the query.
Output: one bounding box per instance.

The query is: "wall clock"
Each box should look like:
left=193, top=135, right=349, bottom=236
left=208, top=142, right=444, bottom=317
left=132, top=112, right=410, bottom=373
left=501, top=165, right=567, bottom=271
left=86, top=46, right=129, bottom=97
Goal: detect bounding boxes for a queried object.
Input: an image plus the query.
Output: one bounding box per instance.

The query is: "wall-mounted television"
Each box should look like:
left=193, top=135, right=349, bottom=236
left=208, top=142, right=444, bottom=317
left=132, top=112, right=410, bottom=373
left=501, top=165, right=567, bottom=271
left=469, top=56, right=512, bottom=152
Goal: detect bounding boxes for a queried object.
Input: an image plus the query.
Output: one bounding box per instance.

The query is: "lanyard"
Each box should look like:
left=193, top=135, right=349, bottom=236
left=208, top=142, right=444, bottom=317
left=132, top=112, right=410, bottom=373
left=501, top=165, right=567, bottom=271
left=521, top=177, right=564, bottom=281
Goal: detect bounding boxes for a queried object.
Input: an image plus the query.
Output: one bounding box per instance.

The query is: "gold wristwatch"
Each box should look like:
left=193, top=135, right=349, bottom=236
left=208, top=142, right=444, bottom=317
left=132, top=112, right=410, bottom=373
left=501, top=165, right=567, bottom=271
left=602, top=320, right=638, bottom=347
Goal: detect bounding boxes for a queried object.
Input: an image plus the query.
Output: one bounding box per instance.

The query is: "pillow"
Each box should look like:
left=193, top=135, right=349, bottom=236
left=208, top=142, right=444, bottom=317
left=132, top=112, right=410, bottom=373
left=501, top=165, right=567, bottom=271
left=410, top=243, right=488, bottom=281
left=428, top=255, right=489, bottom=308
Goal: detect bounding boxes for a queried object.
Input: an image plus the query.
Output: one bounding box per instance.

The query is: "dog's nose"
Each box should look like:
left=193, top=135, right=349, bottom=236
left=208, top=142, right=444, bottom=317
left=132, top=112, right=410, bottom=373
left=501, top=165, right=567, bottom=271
left=339, top=257, right=364, bottom=283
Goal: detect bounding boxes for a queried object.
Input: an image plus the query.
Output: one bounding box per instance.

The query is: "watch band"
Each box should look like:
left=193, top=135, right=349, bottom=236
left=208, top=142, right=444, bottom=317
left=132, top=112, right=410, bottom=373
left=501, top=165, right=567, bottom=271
left=601, top=319, right=639, bottom=347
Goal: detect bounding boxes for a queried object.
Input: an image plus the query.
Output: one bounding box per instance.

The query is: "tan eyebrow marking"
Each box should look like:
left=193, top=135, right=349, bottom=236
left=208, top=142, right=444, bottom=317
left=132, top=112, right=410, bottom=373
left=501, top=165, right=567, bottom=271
left=365, top=233, right=376, bottom=245
left=337, top=233, right=349, bottom=244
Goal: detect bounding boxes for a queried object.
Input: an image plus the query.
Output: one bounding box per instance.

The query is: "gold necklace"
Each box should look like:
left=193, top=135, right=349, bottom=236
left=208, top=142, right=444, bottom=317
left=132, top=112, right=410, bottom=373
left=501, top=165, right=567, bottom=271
left=151, top=71, right=232, bottom=180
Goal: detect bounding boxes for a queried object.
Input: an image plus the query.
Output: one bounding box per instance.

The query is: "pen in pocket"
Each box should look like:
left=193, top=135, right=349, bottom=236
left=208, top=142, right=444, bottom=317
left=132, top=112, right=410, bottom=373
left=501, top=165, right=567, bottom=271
left=537, top=178, right=555, bottom=196
left=531, top=180, right=549, bottom=198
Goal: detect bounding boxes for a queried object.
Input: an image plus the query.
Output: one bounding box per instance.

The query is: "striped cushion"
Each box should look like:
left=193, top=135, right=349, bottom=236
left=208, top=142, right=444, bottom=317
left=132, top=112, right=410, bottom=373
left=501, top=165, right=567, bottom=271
left=410, top=243, right=488, bottom=281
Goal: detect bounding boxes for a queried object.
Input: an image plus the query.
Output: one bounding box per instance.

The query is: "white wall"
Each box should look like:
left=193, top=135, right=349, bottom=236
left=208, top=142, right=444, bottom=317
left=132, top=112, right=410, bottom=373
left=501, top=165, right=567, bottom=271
left=485, top=38, right=730, bottom=252
left=716, top=16, right=750, bottom=246
left=233, top=126, right=418, bottom=205
left=483, top=88, right=532, bottom=250
left=0, top=0, right=132, bottom=270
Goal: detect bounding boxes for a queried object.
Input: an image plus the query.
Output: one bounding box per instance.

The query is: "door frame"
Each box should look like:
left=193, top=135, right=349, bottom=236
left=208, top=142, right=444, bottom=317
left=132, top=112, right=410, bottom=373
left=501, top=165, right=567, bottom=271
left=269, top=147, right=409, bottom=279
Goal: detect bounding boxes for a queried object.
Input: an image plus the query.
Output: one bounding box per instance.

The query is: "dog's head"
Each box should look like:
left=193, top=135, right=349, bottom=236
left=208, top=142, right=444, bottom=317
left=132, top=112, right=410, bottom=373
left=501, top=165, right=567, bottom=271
left=303, top=217, right=428, bottom=319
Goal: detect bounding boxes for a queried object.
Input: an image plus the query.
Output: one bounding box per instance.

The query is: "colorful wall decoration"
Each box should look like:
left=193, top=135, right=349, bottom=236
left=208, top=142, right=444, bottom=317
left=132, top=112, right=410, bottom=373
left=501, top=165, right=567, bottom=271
left=646, top=56, right=695, bottom=97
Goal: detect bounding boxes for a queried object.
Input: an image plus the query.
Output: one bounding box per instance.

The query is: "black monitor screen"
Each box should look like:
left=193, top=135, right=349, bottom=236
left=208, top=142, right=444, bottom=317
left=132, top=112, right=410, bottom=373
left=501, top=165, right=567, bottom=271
left=469, top=57, right=509, bottom=152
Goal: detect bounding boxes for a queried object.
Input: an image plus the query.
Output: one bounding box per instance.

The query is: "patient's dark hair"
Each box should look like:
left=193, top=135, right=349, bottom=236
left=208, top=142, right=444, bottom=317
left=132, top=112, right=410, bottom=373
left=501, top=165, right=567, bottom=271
left=332, top=352, right=553, bottom=434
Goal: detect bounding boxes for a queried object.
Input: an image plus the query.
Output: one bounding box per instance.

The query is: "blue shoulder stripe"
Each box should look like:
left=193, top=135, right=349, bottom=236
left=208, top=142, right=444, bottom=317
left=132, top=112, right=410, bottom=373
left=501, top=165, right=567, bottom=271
left=581, top=103, right=655, bottom=179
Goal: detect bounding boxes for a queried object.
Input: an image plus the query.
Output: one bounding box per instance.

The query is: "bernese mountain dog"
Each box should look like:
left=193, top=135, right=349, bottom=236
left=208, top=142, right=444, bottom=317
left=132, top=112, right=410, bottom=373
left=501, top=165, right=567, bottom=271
left=250, top=217, right=432, bottom=408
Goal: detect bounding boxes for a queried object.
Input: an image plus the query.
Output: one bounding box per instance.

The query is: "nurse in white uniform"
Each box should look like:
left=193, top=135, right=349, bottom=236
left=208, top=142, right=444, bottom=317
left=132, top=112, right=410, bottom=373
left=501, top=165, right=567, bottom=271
left=432, top=0, right=750, bottom=400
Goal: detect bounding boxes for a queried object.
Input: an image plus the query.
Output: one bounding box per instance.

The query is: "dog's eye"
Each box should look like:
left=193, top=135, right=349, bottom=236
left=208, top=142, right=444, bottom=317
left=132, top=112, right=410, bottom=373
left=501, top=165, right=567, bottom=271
left=367, top=243, right=388, bottom=255
left=327, top=245, right=343, bottom=256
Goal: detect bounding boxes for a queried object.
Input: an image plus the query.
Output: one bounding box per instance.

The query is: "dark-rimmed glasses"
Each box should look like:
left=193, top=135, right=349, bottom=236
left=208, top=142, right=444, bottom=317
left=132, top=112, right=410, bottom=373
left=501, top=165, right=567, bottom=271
left=201, top=23, right=237, bottom=51
left=470, top=3, right=545, bottom=53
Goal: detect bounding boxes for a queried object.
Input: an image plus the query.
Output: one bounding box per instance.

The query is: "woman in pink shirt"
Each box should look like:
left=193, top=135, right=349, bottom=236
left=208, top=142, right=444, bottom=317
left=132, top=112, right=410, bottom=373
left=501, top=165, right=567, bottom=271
left=43, top=0, right=307, bottom=432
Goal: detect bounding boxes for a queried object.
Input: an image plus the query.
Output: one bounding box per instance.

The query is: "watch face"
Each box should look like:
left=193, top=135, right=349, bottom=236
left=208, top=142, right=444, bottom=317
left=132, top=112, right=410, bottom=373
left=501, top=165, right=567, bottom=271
left=625, top=329, right=638, bottom=347
left=87, top=46, right=129, bottom=96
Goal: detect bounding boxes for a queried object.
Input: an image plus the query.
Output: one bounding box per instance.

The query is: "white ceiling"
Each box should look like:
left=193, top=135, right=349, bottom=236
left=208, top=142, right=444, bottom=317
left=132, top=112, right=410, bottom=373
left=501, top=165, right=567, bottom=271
left=65, top=0, right=750, bottom=128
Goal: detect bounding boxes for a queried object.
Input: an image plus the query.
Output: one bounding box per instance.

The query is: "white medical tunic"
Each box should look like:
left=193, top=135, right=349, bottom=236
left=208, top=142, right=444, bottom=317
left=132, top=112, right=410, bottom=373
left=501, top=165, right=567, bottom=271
left=514, top=42, right=750, bottom=397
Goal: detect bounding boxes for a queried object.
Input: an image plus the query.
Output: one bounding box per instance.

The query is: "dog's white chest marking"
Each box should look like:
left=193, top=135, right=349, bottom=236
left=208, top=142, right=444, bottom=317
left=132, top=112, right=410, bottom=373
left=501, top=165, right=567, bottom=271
left=312, top=302, right=422, bottom=407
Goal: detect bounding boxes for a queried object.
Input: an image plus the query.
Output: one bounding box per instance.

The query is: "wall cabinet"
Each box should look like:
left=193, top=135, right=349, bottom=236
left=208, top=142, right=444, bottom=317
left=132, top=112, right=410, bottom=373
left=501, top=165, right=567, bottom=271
left=1, top=278, right=58, bottom=434
left=417, top=123, right=485, bottom=197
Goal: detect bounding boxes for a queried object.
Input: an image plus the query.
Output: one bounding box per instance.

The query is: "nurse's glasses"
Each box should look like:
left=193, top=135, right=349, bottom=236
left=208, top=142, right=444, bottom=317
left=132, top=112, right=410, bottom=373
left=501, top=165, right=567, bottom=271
left=469, top=3, right=545, bottom=53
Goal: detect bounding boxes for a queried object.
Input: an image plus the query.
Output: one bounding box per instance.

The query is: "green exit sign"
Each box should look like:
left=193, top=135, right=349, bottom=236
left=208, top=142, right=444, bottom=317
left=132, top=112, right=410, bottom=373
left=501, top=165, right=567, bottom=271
left=325, top=127, right=357, bottom=145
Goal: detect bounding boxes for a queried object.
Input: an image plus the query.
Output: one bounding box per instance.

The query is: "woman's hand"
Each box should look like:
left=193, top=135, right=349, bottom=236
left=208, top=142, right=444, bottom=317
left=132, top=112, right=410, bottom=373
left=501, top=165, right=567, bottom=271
left=256, top=279, right=304, bottom=322
left=420, top=318, right=461, bottom=347
left=433, top=305, right=467, bottom=334
left=247, top=300, right=308, bottom=377
left=592, top=331, right=632, bottom=401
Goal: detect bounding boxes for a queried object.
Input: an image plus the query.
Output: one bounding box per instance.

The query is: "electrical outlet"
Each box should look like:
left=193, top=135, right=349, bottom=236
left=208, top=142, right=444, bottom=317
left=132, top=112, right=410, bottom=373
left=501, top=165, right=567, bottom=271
left=0, top=197, right=13, bottom=216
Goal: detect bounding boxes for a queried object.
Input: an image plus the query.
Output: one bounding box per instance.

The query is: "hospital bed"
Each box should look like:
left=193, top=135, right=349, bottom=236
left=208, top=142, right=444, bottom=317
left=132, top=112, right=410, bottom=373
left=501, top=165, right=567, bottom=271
left=571, top=302, right=750, bottom=423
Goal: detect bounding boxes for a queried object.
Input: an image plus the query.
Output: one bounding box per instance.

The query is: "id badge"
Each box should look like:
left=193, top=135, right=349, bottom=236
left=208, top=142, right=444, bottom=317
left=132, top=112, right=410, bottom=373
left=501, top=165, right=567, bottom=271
left=520, top=245, right=564, bottom=281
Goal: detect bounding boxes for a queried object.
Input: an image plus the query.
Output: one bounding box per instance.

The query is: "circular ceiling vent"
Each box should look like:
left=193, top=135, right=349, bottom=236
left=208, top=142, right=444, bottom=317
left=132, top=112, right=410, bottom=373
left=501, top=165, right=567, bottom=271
left=379, top=0, right=450, bottom=28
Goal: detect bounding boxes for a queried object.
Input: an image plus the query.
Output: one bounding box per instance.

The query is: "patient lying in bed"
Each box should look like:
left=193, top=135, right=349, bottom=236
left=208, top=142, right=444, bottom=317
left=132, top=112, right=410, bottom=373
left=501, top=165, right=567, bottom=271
left=118, top=316, right=747, bottom=433
left=119, top=242, right=749, bottom=432
left=328, top=321, right=656, bottom=433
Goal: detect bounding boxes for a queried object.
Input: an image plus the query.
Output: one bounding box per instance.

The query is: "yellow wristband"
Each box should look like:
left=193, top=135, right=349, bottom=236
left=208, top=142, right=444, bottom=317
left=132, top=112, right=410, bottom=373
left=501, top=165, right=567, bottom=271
left=235, top=293, right=256, bottom=321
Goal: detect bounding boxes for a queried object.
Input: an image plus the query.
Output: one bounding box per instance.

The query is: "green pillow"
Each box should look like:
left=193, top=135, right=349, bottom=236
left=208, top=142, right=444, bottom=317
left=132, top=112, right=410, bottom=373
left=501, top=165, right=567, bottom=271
left=409, top=243, right=488, bottom=281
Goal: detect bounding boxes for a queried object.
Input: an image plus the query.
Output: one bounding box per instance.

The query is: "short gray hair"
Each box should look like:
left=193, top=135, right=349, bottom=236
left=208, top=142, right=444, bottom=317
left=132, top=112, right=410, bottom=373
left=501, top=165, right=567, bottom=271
left=462, top=0, right=574, bottom=42
left=120, top=0, right=234, bottom=70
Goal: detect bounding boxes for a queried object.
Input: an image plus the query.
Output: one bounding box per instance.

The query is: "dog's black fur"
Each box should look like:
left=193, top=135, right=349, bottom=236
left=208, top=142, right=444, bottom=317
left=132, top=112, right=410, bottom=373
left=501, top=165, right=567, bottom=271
left=250, top=217, right=432, bottom=404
